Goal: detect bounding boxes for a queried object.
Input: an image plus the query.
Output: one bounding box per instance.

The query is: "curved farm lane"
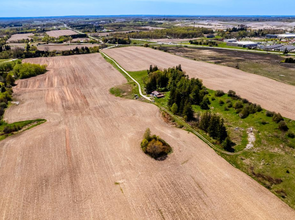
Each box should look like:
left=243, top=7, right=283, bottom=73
left=104, top=46, right=295, bottom=121
left=0, top=54, right=294, bottom=219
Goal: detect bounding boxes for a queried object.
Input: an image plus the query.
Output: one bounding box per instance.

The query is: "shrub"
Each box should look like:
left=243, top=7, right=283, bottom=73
left=234, top=101, right=243, bottom=109
left=222, top=137, right=234, bottom=152
left=228, top=90, right=236, bottom=97
left=266, top=111, right=274, bottom=117
left=261, top=120, right=268, bottom=125
left=226, top=99, right=231, bottom=104
left=219, top=100, right=224, bottom=106
left=242, top=98, right=249, bottom=104
left=239, top=107, right=250, bottom=119
left=141, top=138, right=149, bottom=152
left=215, top=90, right=225, bottom=97
left=287, top=132, right=295, bottom=138
left=200, top=97, right=210, bottom=110
left=0, top=107, right=4, bottom=116
left=278, top=121, right=289, bottom=131
left=273, top=113, right=284, bottom=123
left=141, top=129, right=172, bottom=160
left=171, top=103, right=178, bottom=114
left=0, top=102, right=7, bottom=109
left=256, top=105, right=262, bottom=112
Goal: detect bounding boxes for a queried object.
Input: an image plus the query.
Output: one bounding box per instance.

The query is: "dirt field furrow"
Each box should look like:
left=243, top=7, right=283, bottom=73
left=104, top=47, right=295, bottom=120
left=0, top=53, right=295, bottom=219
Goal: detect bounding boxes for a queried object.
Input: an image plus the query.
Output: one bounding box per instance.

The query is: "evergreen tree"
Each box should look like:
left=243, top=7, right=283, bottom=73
left=171, top=103, right=178, bottom=114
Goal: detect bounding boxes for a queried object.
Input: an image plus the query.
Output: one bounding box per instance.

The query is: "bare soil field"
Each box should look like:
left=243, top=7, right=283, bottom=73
left=71, top=38, right=91, bottom=42
left=46, top=30, right=77, bottom=38
left=0, top=53, right=294, bottom=219
left=104, top=47, right=295, bottom=120
left=160, top=46, right=295, bottom=85
left=37, top=43, right=100, bottom=51
left=7, top=33, right=33, bottom=42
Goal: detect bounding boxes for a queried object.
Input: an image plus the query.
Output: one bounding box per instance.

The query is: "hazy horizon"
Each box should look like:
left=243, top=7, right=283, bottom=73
left=1, top=0, right=295, bottom=17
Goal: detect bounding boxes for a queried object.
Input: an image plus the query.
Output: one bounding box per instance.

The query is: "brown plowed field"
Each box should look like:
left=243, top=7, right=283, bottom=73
left=7, top=33, right=33, bottom=42
left=1, top=54, right=295, bottom=219
left=37, top=43, right=100, bottom=51
left=46, top=30, right=77, bottom=38
left=104, top=47, right=295, bottom=120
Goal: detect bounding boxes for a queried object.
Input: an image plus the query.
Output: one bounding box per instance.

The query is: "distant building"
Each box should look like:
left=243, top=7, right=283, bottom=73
left=151, top=91, right=165, bottom=98
left=264, top=44, right=284, bottom=51
left=227, top=41, right=258, bottom=48
left=266, top=34, right=278, bottom=38
left=278, top=33, right=295, bottom=38
left=224, top=38, right=237, bottom=43
left=206, top=34, right=215, bottom=38
left=279, top=45, right=295, bottom=52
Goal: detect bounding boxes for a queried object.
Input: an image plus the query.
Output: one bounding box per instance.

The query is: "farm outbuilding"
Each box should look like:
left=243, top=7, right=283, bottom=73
left=151, top=91, right=164, bottom=98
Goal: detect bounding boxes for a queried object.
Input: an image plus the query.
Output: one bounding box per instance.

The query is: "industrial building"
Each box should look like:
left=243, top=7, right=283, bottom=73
left=227, top=41, right=258, bottom=48
left=265, top=33, right=295, bottom=39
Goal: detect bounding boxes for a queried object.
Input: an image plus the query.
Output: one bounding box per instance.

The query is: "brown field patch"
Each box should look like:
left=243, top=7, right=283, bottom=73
left=0, top=54, right=294, bottom=219
left=46, top=30, right=78, bottom=38
left=37, top=43, right=100, bottom=51
left=160, top=47, right=295, bottom=86
left=104, top=46, right=295, bottom=120
left=7, top=33, right=34, bottom=42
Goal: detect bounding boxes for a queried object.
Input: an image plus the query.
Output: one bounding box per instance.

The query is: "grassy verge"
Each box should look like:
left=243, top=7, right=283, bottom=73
left=0, top=59, right=10, bottom=63
left=0, top=119, right=46, bottom=141
left=109, top=63, right=295, bottom=209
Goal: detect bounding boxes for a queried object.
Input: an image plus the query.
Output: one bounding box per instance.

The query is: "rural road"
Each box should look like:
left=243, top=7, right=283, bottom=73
left=1, top=53, right=295, bottom=219
left=101, top=50, right=151, bottom=101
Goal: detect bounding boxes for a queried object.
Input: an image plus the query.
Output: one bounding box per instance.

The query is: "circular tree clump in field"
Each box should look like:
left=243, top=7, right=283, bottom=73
left=141, top=128, right=172, bottom=161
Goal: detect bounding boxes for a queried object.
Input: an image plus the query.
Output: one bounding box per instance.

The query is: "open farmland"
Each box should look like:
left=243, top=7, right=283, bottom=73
left=7, top=33, right=33, bottom=42
left=1, top=54, right=294, bottom=219
left=104, top=46, right=295, bottom=120
left=46, top=29, right=77, bottom=38
left=158, top=46, right=295, bottom=85
left=37, top=43, right=100, bottom=51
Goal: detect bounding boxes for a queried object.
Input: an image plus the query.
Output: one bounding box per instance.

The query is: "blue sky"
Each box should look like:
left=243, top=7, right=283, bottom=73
left=1, top=0, right=295, bottom=17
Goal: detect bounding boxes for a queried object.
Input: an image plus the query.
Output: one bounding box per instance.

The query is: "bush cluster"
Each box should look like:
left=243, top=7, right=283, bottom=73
left=141, top=128, right=172, bottom=160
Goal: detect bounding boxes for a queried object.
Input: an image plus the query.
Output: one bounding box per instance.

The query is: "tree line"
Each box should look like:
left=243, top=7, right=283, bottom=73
left=0, top=44, right=99, bottom=59
left=115, top=27, right=213, bottom=39
left=189, top=40, right=218, bottom=46
left=102, top=37, right=131, bottom=44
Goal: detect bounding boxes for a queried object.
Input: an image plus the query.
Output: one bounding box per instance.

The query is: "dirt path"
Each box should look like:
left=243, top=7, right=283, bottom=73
left=0, top=54, right=294, bottom=219
left=104, top=46, right=295, bottom=121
